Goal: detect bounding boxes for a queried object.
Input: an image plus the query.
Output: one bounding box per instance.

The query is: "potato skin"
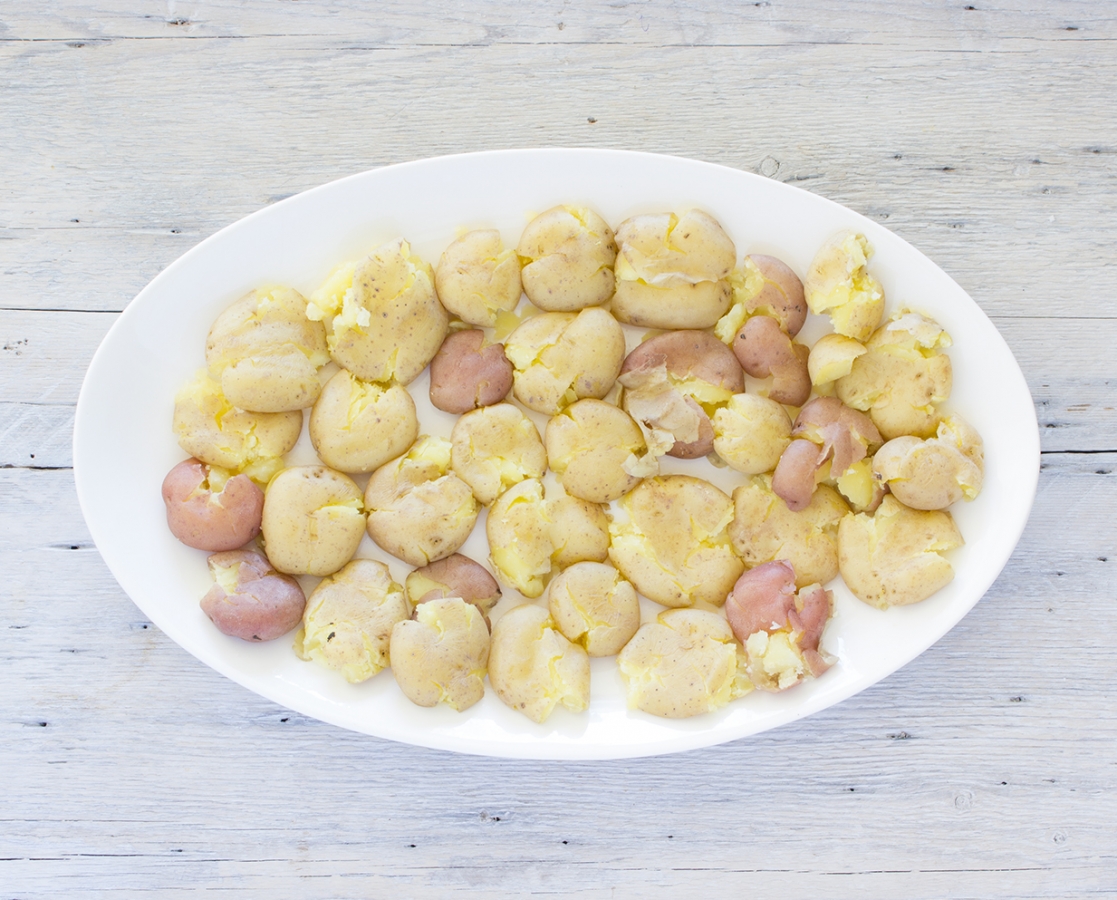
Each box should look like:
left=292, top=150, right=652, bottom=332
left=406, top=554, right=502, bottom=623
left=429, top=329, right=514, bottom=414
left=200, top=550, right=306, bottom=641
left=260, top=466, right=366, bottom=576
left=732, top=315, right=811, bottom=407
left=162, top=459, right=263, bottom=551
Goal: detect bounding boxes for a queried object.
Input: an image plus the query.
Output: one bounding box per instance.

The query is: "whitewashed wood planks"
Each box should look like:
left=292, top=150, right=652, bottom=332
left=3, top=0, right=1116, bottom=896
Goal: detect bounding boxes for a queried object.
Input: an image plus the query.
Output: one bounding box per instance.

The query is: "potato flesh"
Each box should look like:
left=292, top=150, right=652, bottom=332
left=295, top=559, right=408, bottom=682
left=434, top=229, right=522, bottom=327
left=711, top=394, right=792, bottom=475
left=206, top=286, right=330, bottom=413
left=315, top=238, right=448, bottom=385
left=547, top=562, right=640, bottom=657
left=505, top=308, right=625, bottom=415
left=390, top=598, right=490, bottom=711
left=838, top=495, right=964, bottom=609
left=364, top=436, right=480, bottom=566
left=488, top=604, right=590, bottom=723
left=517, top=206, right=617, bottom=312
left=608, top=475, right=742, bottom=608
left=730, top=476, right=848, bottom=589
left=260, top=466, right=366, bottom=576
left=450, top=403, right=547, bottom=505
left=804, top=232, right=885, bottom=341
left=617, top=609, right=746, bottom=719
left=309, top=370, right=419, bottom=473
left=173, top=372, right=302, bottom=483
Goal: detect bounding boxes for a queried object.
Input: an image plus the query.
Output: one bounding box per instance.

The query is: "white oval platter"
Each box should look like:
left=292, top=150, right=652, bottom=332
left=74, top=149, right=1039, bottom=759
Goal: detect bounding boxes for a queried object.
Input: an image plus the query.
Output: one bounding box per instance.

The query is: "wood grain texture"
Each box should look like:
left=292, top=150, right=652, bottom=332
left=3, top=0, right=1116, bottom=896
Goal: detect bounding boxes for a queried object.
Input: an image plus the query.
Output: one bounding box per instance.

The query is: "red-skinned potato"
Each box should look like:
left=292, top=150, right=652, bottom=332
left=405, top=554, right=502, bottom=627
left=200, top=550, right=306, bottom=641
left=749, top=255, right=807, bottom=337
left=162, top=459, right=263, bottom=551
left=619, top=330, right=743, bottom=460
left=725, top=561, right=833, bottom=691
left=732, top=315, right=811, bottom=406
left=429, top=329, right=514, bottom=414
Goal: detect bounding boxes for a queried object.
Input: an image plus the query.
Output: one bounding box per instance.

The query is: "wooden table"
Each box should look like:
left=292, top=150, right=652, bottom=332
left=4, top=2, right=1115, bottom=895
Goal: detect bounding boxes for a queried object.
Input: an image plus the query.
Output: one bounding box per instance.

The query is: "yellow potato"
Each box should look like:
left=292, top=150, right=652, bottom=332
left=545, top=399, right=647, bottom=502
left=517, top=205, right=617, bottom=312
left=838, top=495, right=964, bottom=609
left=547, top=562, right=640, bottom=657
left=390, top=597, right=490, bottom=711
left=729, top=475, right=848, bottom=588
left=488, top=604, right=590, bottom=723
left=872, top=415, right=984, bottom=510
left=836, top=311, right=953, bottom=439
left=711, top=394, right=792, bottom=475
left=364, top=436, right=480, bottom=567
left=173, top=371, right=301, bottom=484
left=803, top=231, right=885, bottom=341
left=294, top=558, right=408, bottom=682
left=504, top=308, right=626, bottom=415
left=612, top=210, right=736, bottom=329
left=260, top=466, right=366, bottom=576
left=450, top=403, right=547, bottom=505
left=608, top=475, right=743, bottom=608
left=434, top=229, right=522, bottom=327
left=617, top=609, right=749, bottom=718
left=309, top=369, right=419, bottom=473
left=311, top=238, right=448, bottom=385
left=205, top=285, right=330, bottom=413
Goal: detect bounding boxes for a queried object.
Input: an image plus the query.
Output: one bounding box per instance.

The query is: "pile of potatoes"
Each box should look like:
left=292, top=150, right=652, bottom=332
left=163, top=206, right=983, bottom=722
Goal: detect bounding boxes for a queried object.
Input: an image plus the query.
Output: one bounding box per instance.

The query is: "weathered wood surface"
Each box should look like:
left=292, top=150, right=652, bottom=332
left=3, top=1, right=1117, bottom=896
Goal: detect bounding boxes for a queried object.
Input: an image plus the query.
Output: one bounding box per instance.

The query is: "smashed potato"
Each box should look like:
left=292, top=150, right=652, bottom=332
left=295, top=558, right=408, bottom=682
left=725, top=562, right=833, bottom=692
left=428, top=329, right=514, bottom=414
left=309, top=369, right=419, bottom=473
left=715, top=254, right=807, bottom=341
left=405, top=554, right=502, bottom=626
left=617, top=609, right=749, bottom=718
left=434, top=229, right=522, bottom=327
left=711, top=394, right=792, bottom=476
left=364, top=436, right=480, bottom=567
left=504, top=308, right=625, bottom=415
left=391, top=597, right=490, bottom=711
left=309, top=238, right=448, bottom=385
left=260, top=466, right=366, bottom=576
left=873, top=415, right=984, bottom=510
left=200, top=549, right=306, bottom=642
left=804, top=231, right=885, bottom=341
left=612, top=210, right=736, bottom=329
left=547, top=562, right=641, bottom=657
left=173, top=371, right=301, bottom=484
left=205, top=285, right=330, bottom=413
left=619, top=330, right=743, bottom=460
left=545, top=399, right=647, bottom=502
left=608, top=475, right=743, bottom=608
left=488, top=604, right=590, bottom=723
left=838, top=495, right=964, bottom=609
left=450, top=403, right=547, bottom=505
left=730, top=475, right=848, bottom=588
left=517, top=206, right=617, bottom=312
left=836, top=311, right=953, bottom=440
left=162, top=459, right=263, bottom=551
